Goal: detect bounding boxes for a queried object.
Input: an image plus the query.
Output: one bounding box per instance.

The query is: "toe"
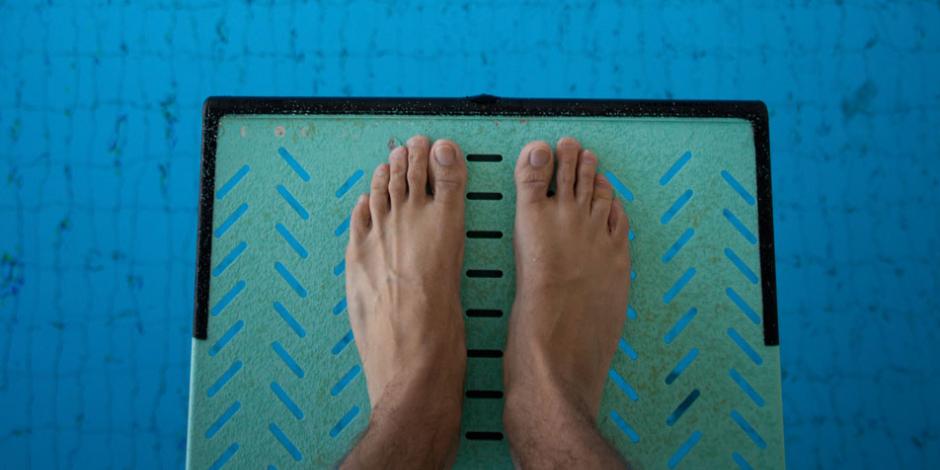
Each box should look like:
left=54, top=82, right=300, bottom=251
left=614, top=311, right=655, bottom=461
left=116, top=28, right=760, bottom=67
left=554, top=137, right=582, bottom=201
left=369, top=163, right=391, bottom=217
left=427, top=139, right=467, bottom=205
left=609, top=198, right=630, bottom=238
left=406, top=135, right=431, bottom=200
left=387, top=145, right=408, bottom=206
left=514, top=141, right=554, bottom=204
left=591, top=173, right=615, bottom=224
left=576, top=149, right=598, bottom=205
left=350, top=194, right=372, bottom=241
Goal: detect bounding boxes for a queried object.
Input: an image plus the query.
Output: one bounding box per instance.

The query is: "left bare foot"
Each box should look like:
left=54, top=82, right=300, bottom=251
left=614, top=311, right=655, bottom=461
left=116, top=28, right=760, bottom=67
left=342, top=135, right=468, bottom=468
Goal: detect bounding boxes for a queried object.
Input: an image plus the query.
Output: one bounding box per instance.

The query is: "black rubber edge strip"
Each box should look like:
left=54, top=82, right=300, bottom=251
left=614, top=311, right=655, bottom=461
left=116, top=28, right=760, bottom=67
left=202, top=96, right=770, bottom=119
left=466, top=269, right=503, bottom=278
left=466, top=192, right=503, bottom=200
left=466, top=309, right=503, bottom=318
left=466, top=390, right=504, bottom=399
left=466, top=154, right=503, bottom=162
left=193, top=100, right=219, bottom=340
left=465, top=432, right=504, bottom=441
left=752, top=103, right=780, bottom=346
left=467, top=230, right=503, bottom=239
left=467, top=349, right=503, bottom=358
left=195, top=96, right=779, bottom=348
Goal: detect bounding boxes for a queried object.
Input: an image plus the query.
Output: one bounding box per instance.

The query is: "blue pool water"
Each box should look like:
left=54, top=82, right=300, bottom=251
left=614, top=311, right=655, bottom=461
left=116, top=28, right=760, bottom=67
left=1, top=1, right=938, bottom=468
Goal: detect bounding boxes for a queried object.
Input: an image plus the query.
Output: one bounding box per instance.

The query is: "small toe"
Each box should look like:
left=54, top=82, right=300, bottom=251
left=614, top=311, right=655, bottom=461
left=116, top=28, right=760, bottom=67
left=514, top=141, right=554, bottom=204
left=369, top=163, right=391, bottom=217
left=387, top=145, right=409, bottom=206
left=427, top=139, right=467, bottom=205
left=591, top=173, right=615, bottom=224
left=576, top=149, right=598, bottom=205
left=406, top=135, right=431, bottom=200
left=609, top=198, right=630, bottom=238
left=554, top=137, right=582, bottom=201
left=350, top=194, right=371, bottom=241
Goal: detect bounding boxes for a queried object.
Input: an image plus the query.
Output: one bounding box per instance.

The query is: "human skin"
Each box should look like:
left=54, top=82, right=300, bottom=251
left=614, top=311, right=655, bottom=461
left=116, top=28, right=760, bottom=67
left=502, top=137, right=630, bottom=469
left=340, top=136, right=630, bottom=469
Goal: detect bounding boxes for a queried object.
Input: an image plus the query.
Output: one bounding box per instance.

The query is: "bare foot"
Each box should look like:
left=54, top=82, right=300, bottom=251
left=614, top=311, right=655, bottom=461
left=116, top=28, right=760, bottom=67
left=342, top=136, right=467, bottom=467
left=504, top=137, right=631, bottom=467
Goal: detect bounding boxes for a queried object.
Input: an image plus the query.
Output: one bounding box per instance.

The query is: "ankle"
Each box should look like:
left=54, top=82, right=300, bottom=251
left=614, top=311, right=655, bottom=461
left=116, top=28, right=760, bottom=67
left=504, top=372, right=594, bottom=434
left=380, top=360, right=463, bottom=413
left=503, top=377, right=628, bottom=469
left=344, top=367, right=463, bottom=470
left=373, top=371, right=463, bottom=435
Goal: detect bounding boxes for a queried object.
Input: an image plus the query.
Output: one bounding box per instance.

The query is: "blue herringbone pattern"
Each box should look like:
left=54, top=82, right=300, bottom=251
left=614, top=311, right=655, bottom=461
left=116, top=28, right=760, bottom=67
left=2, top=1, right=939, bottom=468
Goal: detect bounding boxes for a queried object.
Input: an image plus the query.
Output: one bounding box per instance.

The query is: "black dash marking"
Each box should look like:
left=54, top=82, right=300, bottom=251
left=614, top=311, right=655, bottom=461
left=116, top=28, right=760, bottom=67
left=467, top=349, right=503, bottom=358
left=467, top=269, right=503, bottom=278
left=467, top=192, right=503, bottom=200
left=467, top=230, right=503, bottom=239
left=465, top=431, right=504, bottom=441
left=467, top=154, right=502, bottom=162
left=466, top=390, right=504, bottom=399
left=466, top=309, right=503, bottom=318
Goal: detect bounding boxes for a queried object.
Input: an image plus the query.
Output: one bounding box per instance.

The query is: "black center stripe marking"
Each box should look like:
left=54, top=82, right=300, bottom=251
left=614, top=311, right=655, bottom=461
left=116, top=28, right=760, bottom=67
left=466, top=390, right=504, bottom=399
left=467, top=230, right=503, bottom=239
left=467, top=349, right=503, bottom=358
left=466, top=269, right=503, bottom=278
left=465, top=431, right=504, bottom=441
left=467, top=192, right=503, bottom=200
left=466, top=309, right=503, bottom=318
left=467, top=154, right=503, bottom=162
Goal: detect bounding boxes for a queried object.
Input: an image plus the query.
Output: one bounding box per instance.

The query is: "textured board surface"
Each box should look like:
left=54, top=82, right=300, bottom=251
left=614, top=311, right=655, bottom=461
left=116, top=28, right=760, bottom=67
left=186, top=102, right=783, bottom=469
left=3, top=2, right=940, bottom=469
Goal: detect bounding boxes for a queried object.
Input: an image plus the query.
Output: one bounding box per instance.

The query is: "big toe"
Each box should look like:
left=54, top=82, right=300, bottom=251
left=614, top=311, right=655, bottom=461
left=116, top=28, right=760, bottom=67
left=514, top=141, right=554, bottom=204
left=427, top=139, right=467, bottom=205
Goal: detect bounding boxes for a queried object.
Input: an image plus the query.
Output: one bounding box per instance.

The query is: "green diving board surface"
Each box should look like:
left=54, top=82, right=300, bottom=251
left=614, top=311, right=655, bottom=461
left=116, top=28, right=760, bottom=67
left=186, top=97, right=784, bottom=470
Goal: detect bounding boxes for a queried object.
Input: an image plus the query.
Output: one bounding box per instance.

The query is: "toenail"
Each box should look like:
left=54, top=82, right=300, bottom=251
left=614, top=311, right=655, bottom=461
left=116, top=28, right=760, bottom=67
left=530, top=147, right=550, bottom=167
left=434, top=144, right=456, bottom=166
left=582, top=150, right=597, bottom=165
left=408, top=136, right=428, bottom=147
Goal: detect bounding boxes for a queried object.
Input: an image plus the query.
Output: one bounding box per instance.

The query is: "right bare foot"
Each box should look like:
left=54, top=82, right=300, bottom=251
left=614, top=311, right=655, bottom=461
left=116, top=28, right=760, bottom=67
left=504, top=137, right=631, bottom=466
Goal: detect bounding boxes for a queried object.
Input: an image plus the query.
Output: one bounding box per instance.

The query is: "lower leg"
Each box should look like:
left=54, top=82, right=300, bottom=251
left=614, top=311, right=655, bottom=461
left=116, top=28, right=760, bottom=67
left=342, top=371, right=462, bottom=469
